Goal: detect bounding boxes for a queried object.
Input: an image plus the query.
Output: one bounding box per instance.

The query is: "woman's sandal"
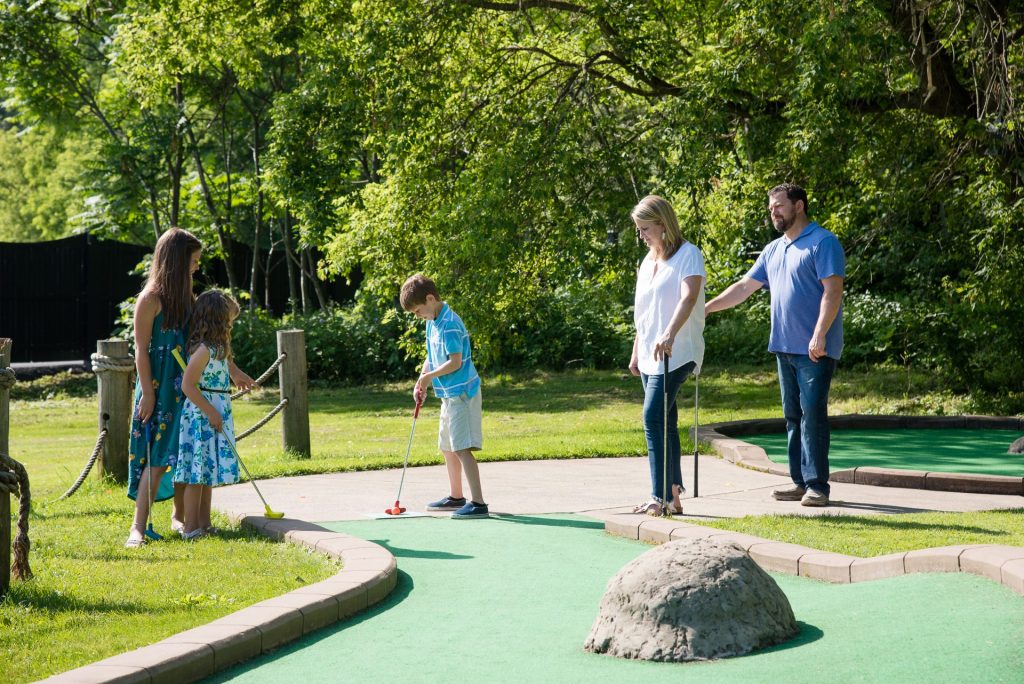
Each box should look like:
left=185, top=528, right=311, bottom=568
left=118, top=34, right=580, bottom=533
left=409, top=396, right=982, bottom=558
left=632, top=500, right=663, bottom=516
left=180, top=528, right=206, bottom=541
left=124, top=535, right=146, bottom=549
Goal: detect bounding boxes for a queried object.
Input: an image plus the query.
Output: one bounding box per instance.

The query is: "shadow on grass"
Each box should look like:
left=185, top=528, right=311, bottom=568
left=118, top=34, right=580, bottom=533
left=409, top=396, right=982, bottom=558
left=757, top=621, right=825, bottom=655
left=489, top=514, right=605, bottom=530
left=0, top=585, right=155, bottom=614
left=367, top=540, right=473, bottom=560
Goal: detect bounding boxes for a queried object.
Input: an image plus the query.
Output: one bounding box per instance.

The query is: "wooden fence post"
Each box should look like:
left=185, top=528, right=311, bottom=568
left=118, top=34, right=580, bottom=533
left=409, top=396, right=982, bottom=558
left=1, top=338, right=11, bottom=456
left=277, top=329, right=310, bottom=458
left=1, top=338, right=11, bottom=597
left=93, top=339, right=133, bottom=481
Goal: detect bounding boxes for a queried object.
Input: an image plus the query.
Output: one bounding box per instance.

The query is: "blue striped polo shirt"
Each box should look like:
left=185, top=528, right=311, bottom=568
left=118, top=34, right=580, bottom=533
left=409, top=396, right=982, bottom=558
left=426, top=303, right=480, bottom=398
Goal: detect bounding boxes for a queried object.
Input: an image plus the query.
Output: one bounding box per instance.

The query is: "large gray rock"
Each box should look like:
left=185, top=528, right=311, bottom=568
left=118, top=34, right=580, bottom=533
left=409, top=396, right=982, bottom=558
left=584, top=537, right=798, bottom=661
left=1009, top=436, right=1024, bottom=454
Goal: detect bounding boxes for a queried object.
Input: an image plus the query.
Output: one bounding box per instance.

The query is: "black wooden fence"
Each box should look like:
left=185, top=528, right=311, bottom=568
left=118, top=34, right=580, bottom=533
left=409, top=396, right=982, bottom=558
left=1, top=235, right=357, bottom=364
left=0, top=235, right=147, bottom=363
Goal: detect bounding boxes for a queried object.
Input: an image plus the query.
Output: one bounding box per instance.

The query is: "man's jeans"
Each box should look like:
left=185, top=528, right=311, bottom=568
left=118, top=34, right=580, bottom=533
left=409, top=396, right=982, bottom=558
left=640, top=361, right=696, bottom=503
left=776, top=353, right=836, bottom=496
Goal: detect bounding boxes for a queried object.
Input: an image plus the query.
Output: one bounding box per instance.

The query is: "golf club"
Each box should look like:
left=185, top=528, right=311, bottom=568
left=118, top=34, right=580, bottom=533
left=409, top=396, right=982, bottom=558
left=693, top=371, right=700, bottom=498
left=662, top=353, right=671, bottom=517
left=142, top=421, right=163, bottom=541
left=171, top=347, right=283, bottom=519
left=385, top=393, right=424, bottom=515
left=222, top=430, right=285, bottom=519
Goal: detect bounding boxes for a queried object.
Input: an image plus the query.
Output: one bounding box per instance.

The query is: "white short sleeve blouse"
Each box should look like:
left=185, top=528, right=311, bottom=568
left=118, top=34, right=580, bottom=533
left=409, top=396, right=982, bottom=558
left=633, top=241, right=706, bottom=376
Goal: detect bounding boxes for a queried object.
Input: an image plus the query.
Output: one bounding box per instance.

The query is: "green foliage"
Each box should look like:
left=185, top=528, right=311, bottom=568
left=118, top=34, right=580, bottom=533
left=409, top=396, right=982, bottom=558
left=0, top=124, right=96, bottom=241
left=3, top=0, right=1023, bottom=391
left=231, top=292, right=417, bottom=385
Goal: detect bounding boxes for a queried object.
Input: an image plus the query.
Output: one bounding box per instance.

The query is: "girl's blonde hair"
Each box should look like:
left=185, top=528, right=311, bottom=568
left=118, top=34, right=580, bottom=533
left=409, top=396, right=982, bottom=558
left=188, top=289, right=240, bottom=360
left=146, top=227, right=202, bottom=330
left=630, top=195, right=684, bottom=258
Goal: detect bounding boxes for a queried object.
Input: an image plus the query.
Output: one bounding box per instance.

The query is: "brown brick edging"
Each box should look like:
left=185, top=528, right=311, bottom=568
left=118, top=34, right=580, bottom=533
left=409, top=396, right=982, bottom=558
left=40, top=516, right=397, bottom=684
left=698, top=414, right=1024, bottom=496
left=604, top=515, right=1024, bottom=596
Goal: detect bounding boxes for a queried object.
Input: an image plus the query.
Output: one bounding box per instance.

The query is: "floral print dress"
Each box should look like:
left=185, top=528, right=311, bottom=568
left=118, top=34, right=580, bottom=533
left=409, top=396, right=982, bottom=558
left=174, top=345, right=239, bottom=487
left=127, top=311, right=185, bottom=502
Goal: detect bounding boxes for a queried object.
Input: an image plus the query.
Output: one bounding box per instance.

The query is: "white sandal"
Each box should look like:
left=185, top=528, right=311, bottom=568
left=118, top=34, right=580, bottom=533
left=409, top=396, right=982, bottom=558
left=632, top=500, right=663, bottom=516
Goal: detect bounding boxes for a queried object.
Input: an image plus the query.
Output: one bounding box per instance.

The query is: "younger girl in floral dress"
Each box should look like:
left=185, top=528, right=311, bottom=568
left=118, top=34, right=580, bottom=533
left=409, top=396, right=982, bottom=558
left=174, top=290, right=247, bottom=539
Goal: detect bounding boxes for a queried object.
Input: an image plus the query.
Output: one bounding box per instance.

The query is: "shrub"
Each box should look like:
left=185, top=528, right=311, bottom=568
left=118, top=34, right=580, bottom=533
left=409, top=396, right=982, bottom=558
left=231, top=293, right=417, bottom=385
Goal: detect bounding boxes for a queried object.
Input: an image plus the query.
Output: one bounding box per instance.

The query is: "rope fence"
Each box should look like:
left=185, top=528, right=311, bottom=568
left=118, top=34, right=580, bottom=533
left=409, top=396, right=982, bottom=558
left=29, top=329, right=309, bottom=514
left=232, top=352, right=287, bottom=400
left=89, top=352, right=135, bottom=374
left=53, top=424, right=109, bottom=502
left=1, top=452, right=32, bottom=582
left=236, top=398, right=290, bottom=441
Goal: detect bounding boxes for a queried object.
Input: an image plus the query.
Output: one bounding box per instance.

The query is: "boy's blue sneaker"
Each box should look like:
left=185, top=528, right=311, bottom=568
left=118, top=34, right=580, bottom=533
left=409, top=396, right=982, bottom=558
left=452, top=501, right=489, bottom=519
left=426, top=496, right=466, bottom=510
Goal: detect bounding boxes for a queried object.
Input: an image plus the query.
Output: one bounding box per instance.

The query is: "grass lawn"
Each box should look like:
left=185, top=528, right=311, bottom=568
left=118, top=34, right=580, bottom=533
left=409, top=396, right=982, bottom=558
left=697, top=509, right=1024, bottom=557
left=3, top=363, right=1023, bottom=682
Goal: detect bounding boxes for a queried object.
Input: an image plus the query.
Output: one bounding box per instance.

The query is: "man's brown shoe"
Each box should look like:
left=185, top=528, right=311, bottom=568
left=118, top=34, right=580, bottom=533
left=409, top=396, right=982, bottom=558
left=772, top=486, right=807, bottom=501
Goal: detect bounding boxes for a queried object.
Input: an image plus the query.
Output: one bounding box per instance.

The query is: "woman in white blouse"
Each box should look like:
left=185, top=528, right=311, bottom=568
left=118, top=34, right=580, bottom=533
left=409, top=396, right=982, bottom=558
left=628, top=195, right=706, bottom=516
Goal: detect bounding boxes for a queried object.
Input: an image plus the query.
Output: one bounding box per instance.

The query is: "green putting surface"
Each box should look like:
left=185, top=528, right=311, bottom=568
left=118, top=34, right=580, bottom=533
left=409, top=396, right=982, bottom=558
left=744, top=428, right=1024, bottom=476
left=210, top=515, right=1024, bottom=683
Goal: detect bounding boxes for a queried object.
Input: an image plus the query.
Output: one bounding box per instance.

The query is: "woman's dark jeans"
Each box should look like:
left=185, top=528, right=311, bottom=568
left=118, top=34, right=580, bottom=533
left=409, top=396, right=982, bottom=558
left=640, top=360, right=696, bottom=503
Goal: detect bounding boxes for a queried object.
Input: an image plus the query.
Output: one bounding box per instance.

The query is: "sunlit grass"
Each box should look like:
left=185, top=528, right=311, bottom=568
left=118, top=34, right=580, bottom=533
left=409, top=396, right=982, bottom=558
left=0, top=479, right=338, bottom=683
left=698, top=509, right=1024, bottom=557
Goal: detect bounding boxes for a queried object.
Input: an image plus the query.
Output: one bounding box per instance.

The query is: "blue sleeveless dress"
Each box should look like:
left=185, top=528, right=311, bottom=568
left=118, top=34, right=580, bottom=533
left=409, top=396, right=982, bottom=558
left=127, top=311, right=186, bottom=502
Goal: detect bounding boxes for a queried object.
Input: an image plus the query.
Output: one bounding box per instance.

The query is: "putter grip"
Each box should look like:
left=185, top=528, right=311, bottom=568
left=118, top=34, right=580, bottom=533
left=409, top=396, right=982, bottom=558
left=414, top=400, right=422, bottom=419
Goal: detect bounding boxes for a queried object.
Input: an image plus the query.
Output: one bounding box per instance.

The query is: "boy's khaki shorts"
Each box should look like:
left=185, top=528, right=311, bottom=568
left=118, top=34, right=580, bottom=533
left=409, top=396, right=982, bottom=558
left=438, top=389, right=483, bottom=452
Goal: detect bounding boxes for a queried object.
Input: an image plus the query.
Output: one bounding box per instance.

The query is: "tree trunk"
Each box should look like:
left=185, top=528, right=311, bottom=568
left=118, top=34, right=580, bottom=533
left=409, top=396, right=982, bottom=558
left=170, top=80, right=185, bottom=228
left=182, top=110, right=239, bottom=293
left=299, top=247, right=311, bottom=313
left=304, top=247, right=330, bottom=310
left=249, top=113, right=264, bottom=309
left=281, top=211, right=301, bottom=314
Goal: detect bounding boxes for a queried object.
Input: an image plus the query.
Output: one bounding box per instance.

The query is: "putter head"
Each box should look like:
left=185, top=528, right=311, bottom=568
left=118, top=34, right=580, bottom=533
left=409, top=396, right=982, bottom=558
left=144, top=525, right=163, bottom=541
left=264, top=507, right=285, bottom=519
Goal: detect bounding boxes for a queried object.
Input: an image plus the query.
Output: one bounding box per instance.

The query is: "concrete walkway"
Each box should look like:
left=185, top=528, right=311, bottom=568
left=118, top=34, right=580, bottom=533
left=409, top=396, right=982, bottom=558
left=213, top=454, right=1024, bottom=522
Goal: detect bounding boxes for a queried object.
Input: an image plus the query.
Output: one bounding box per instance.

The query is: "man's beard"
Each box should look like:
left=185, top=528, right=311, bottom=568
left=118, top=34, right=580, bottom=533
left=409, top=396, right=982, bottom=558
left=773, top=215, right=792, bottom=233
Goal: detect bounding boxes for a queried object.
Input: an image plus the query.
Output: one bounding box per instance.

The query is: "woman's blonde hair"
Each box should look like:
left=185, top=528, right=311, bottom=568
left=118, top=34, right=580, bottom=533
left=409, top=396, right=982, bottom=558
left=146, top=227, right=202, bottom=330
left=188, top=289, right=239, bottom=360
left=631, top=195, right=684, bottom=258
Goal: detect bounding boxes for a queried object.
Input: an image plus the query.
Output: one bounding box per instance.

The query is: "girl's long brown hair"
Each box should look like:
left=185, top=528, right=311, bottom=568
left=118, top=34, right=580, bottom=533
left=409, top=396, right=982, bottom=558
left=188, top=290, right=239, bottom=361
left=147, top=227, right=202, bottom=330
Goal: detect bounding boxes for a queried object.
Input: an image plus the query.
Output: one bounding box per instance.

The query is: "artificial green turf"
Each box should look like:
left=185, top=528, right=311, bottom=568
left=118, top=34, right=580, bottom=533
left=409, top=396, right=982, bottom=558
left=210, top=515, right=1024, bottom=683
left=744, top=428, right=1024, bottom=476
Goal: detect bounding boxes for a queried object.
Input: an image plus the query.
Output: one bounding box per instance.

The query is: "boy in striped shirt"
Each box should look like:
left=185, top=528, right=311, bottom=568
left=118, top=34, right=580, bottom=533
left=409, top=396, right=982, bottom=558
left=401, top=273, right=488, bottom=518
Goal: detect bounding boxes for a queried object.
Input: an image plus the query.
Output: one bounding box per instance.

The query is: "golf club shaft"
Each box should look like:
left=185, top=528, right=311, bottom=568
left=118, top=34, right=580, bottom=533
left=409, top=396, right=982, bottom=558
left=223, top=431, right=276, bottom=512
left=393, top=400, right=422, bottom=504
left=693, top=373, right=699, bottom=498
left=662, top=354, right=669, bottom=512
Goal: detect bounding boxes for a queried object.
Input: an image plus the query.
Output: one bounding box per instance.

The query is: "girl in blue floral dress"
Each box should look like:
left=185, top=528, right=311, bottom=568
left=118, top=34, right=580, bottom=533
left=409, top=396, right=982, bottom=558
left=126, top=228, right=202, bottom=548
left=174, top=290, right=246, bottom=540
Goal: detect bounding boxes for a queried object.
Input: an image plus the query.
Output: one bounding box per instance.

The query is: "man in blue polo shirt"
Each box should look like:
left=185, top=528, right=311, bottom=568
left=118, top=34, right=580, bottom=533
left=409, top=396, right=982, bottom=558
left=706, top=184, right=845, bottom=506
